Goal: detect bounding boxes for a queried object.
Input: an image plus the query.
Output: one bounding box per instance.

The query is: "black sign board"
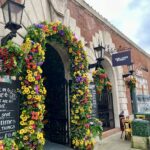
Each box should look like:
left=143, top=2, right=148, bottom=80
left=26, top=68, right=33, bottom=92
left=89, top=83, right=98, bottom=118
left=112, top=50, right=131, bottom=67
left=0, top=81, right=19, bottom=140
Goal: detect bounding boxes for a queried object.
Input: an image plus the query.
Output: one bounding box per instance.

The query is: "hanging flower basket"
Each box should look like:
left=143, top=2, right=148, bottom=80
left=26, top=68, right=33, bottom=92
left=92, top=68, right=112, bottom=94
left=126, top=77, right=136, bottom=90
left=0, top=41, right=24, bottom=76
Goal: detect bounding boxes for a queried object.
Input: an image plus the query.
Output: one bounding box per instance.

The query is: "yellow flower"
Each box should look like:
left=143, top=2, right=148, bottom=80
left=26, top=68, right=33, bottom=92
left=21, top=82, right=24, bottom=85
left=37, top=132, right=43, bottom=140
left=75, top=140, right=80, bottom=147
left=75, top=109, right=79, bottom=113
left=34, top=72, right=38, bottom=76
left=0, top=140, right=3, bottom=145
left=86, top=129, right=91, bottom=136
left=19, top=76, right=22, bottom=80
left=27, top=95, right=32, bottom=99
left=21, top=86, right=25, bottom=90
left=27, top=70, right=32, bottom=74
left=69, top=48, right=73, bottom=53
left=29, top=120, right=35, bottom=125
left=41, top=138, right=45, bottom=145
left=80, top=140, right=84, bottom=146
left=39, top=104, right=45, bottom=110
left=31, top=91, right=35, bottom=95
left=35, top=81, right=38, bottom=85
left=30, top=129, right=34, bottom=134
left=85, top=140, right=90, bottom=146
left=92, top=70, right=97, bottom=76
left=19, top=129, right=25, bottom=135
left=22, top=116, right=28, bottom=121
left=80, top=107, right=84, bottom=113
left=28, top=77, right=33, bottom=82
left=23, top=136, right=28, bottom=141
left=37, top=66, right=43, bottom=73
left=74, top=115, right=79, bottom=120
left=24, top=88, right=30, bottom=94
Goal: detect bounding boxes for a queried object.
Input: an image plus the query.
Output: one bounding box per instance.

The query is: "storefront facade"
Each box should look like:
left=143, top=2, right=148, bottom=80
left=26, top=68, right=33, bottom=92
left=0, top=0, right=150, bottom=149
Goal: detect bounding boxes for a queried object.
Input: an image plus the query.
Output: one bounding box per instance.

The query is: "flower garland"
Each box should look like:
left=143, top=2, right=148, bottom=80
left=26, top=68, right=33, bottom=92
left=92, top=68, right=112, bottom=94
left=0, top=41, right=24, bottom=76
left=15, top=39, right=46, bottom=149
left=23, top=22, right=102, bottom=150
left=0, top=22, right=102, bottom=150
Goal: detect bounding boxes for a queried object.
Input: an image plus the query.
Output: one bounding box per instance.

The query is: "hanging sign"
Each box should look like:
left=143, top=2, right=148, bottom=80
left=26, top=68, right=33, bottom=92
left=112, top=50, right=131, bottom=67
left=0, top=81, right=20, bottom=140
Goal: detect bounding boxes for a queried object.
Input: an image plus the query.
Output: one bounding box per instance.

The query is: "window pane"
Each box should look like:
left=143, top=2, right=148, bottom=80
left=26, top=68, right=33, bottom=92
left=2, top=3, right=9, bottom=23
left=11, top=0, right=25, bottom=5
left=10, top=2, right=22, bottom=24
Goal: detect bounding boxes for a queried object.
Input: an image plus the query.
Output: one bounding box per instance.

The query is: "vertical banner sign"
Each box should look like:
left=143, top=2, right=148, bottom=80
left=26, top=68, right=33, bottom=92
left=0, top=59, right=2, bottom=72
left=0, top=82, right=19, bottom=140
left=89, top=83, right=98, bottom=118
left=112, top=50, right=131, bottom=67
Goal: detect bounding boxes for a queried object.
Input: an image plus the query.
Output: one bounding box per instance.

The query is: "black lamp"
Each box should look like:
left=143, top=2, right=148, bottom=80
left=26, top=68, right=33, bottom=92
left=122, top=62, right=135, bottom=78
left=89, top=43, right=105, bottom=69
left=1, top=0, right=25, bottom=46
left=128, top=62, right=134, bottom=75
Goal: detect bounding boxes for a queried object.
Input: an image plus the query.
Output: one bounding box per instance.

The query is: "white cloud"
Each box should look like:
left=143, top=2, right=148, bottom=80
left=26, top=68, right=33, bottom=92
left=84, top=0, right=150, bottom=53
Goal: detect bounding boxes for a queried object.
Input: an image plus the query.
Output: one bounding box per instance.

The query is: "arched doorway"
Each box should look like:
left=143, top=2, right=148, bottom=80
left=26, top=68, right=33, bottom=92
left=42, top=44, right=69, bottom=144
left=97, top=85, right=115, bottom=131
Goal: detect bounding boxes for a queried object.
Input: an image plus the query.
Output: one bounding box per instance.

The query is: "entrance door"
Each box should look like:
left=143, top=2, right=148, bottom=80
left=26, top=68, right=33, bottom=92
left=42, top=44, right=69, bottom=144
left=97, top=87, right=115, bottom=131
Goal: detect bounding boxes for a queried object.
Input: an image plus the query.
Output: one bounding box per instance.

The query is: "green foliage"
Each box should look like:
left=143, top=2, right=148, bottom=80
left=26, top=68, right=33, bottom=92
left=89, top=118, right=103, bottom=138
left=92, top=68, right=112, bottom=94
left=0, top=41, right=25, bottom=76
left=132, top=119, right=150, bottom=137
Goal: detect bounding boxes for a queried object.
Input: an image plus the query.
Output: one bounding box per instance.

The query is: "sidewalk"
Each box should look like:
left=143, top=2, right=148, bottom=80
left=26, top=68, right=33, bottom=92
left=94, top=132, right=141, bottom=150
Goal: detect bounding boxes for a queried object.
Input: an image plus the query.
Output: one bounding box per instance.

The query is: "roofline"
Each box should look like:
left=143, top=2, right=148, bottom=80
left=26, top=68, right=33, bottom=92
left=75, top=0, right=150, bottom=58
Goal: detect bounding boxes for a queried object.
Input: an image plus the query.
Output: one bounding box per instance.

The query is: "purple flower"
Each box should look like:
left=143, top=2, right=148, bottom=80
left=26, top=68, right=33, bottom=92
left=35, top=85, right=39, bottom=94
left=59, top=30, right=65, bottom=36
left=35, top=24, right=44, bottom=28
left=34, top=49, right=39, bottom=53
left=31, top=40, right=35, bottom=45
left=37, top=62, right=43, bottom=66
left=76, top=76, right=83, bottom=82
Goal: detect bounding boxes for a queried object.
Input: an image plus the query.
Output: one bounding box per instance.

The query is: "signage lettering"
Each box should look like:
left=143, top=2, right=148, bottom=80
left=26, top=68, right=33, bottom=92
left=0, top=82, right=19, bottom=140
left=112, top=50, right=131, bottom=67
left=89, top=83, right=98, bottom=118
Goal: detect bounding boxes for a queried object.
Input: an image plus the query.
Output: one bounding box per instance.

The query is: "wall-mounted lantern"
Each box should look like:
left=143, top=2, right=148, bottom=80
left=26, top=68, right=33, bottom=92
left=122, top=62, right=135, bottom=78
left=1, top=0, right=25, bottom=46
left=89, top=43, right=105, bottom=69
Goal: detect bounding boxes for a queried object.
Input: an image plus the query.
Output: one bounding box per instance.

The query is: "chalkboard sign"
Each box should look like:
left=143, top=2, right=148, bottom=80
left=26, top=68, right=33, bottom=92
left=89, top=83, right=98, bottom=118
left=0, top=81, right=20, bottom=140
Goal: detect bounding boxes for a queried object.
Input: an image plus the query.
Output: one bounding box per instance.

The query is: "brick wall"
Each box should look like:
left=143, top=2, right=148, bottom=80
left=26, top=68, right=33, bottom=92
left=68, top=0, right=150, bottom=114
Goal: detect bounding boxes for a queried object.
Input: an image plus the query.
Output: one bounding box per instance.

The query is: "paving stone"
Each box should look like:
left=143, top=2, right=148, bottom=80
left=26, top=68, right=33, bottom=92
left=44, top=140, right=73, bottom=150
left=94, top=132, right=141, bottom=150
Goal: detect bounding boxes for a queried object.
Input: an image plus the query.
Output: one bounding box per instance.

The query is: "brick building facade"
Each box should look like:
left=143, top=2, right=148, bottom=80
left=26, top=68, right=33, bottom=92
left=0, top=0, right=149, bottom=139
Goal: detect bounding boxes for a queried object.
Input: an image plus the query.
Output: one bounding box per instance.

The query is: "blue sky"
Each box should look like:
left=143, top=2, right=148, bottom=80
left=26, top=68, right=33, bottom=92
left=85, top=0, right=150, bottom=54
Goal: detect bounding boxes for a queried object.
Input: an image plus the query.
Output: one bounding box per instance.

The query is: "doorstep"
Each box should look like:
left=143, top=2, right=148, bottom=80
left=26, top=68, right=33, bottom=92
left=102, top=128, right=120, bottom=139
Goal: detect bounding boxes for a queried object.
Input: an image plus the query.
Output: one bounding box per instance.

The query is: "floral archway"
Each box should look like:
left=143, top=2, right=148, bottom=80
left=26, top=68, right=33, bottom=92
left=0, top=22, right=102, bottom=150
